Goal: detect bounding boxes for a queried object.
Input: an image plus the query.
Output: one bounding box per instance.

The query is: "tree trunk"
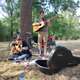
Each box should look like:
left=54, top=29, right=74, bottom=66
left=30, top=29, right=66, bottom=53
left=21, top=0, right=32, bottom=40
left=10, top=16, right=13, bottom=40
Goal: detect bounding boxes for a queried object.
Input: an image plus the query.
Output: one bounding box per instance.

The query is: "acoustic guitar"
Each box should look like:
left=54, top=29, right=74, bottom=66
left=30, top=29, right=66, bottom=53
left=32, top=21, right=45, bottom=32
left=10, top=40, right=22, bottom=54
left=32, top=15, right=58, bottom=32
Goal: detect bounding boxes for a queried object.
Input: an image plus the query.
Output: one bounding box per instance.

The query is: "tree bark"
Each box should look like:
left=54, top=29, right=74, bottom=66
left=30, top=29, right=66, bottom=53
left=21, top=0, right=32, bottom=40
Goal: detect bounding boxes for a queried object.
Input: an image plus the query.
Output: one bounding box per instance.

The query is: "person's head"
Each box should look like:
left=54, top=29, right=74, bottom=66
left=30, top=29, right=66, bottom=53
left=16, top=36, right=22, bottom=44
left=40, top=10, right=45, bottom=18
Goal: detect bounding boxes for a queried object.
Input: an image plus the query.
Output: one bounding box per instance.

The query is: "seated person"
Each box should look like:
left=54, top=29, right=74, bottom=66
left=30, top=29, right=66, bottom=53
left=8, top=36, right=32, bottom=61
left=47, top=35, right=56, bottom=47
left=19, top=38, right=32, bottom=60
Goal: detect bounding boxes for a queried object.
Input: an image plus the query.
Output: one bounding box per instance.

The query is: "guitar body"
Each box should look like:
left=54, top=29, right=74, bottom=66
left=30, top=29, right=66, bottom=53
left=11, top=40, right=22, bottom=54
left=32, top=22, right=45, bottom=32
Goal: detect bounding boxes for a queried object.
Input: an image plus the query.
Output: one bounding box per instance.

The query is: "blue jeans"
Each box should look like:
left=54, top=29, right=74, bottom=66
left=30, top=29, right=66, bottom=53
left=16, top=54, right=29, bottom=60
left=8, top=50, right=32, bottom=61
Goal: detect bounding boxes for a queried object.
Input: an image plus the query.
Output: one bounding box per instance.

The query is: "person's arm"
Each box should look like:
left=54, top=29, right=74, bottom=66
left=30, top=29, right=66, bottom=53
left=10, top=46, right=14, bottom=54
left=22, top=47, right=28, bottom=50
left=32, top=22, right=41, bottom=26
left=15, top=45, right=22, bottom=52
left=10, top=45, right=17, bottom=54
left=47, top=19, right=51, bottom=27
left=10, top=41, right=16, bottom=54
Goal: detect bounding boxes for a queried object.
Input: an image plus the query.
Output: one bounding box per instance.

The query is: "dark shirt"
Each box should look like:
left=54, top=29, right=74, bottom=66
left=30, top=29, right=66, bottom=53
left=21, top=40, right=32, bottom=58
left=22, top=40, right=28, bottom=47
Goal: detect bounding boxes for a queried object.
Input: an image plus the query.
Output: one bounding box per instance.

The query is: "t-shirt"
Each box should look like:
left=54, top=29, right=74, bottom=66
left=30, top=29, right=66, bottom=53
left=22, top=40, right=28, bottom=47
left=38, top=17, right=48, bottom=32
left=22, top=40, right=29, bottom=54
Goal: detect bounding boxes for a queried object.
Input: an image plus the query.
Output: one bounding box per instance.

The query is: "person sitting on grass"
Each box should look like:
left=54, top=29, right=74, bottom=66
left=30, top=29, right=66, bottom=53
left=8, top=35, right=32, bottom=61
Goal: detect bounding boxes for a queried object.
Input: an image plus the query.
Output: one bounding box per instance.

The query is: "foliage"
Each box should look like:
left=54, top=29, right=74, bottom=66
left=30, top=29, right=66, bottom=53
left=48, top=11, right=80, bottom=39
left=0, top=0, right=80, bottom=41
left=32, top=0, right=80, bottom=40
left=0, top=0, right=20, bottom=41
left=0, top=20, right=10, bottom=41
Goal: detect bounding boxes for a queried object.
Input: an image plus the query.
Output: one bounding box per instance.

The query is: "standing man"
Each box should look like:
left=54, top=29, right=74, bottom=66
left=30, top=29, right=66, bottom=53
left=38, top=10, right=50, bottom=57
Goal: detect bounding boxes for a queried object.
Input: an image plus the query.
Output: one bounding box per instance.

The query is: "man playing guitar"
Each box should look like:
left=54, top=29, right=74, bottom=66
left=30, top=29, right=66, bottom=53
left=9, top=35, right=32, bottom=61
left=36, top=10, right=50, bottom=57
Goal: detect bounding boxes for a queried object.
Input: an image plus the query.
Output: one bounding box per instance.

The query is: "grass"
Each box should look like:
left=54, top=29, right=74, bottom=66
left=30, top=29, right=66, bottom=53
left=0, top=42, right=80, bottom=80
left=0, top=42, right=46, bottom=80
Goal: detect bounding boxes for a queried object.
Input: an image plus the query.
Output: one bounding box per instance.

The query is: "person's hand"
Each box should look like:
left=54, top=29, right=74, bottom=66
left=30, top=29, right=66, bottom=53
left=29, top=49, right=32, bottom=52
left=32, top=22, right=40, bottom=26
left=22, top=47, right=28, bottom=50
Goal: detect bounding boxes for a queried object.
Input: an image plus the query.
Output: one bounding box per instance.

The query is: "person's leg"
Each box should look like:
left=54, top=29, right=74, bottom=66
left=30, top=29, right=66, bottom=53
left=16, top=51, right=28, bottom=60
left=8, top=53, right=18, bottom=60
left=43, top=32, right=48, bottom=56
left=38, top=32, right=43, bottom=56
left=25, top=50, right=32, bottom=59
left=17, top=54, right=27, bottom=60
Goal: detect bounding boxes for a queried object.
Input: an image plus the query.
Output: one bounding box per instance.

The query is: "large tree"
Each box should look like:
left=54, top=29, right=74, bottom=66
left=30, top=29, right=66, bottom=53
left=21, top=0, right=32, bottom=40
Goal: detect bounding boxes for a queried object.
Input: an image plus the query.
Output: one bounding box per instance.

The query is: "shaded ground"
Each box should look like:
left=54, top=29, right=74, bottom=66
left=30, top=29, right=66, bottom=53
left=0, top=40, right=80, bottom=80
